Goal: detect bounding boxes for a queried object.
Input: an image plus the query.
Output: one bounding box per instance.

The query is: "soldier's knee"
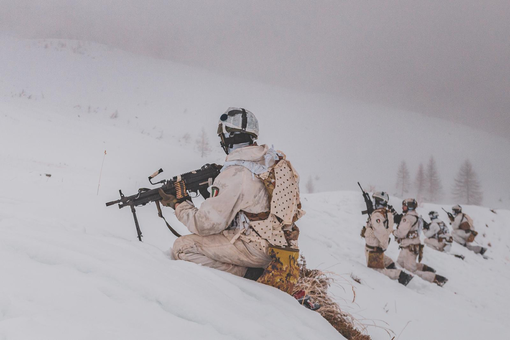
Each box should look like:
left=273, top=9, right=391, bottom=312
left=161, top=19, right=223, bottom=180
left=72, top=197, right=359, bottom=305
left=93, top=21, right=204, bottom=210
left=172, top=235, right=197, bottom=260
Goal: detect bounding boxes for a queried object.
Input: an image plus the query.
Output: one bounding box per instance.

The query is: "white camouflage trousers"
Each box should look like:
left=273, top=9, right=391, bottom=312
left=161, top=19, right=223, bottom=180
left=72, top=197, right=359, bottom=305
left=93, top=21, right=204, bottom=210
left=397, top=247, right=436, bottom=283
left=452, top=230, right=485, bottom=254
left=364, top=249, right=401, bottom=280
left=172, top=230, right=272, bottom=277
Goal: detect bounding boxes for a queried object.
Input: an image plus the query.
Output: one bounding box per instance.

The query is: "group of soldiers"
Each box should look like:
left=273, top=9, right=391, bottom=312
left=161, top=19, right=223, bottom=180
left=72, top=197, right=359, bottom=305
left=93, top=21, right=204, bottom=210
left=362, top=192, right=488, bottom=287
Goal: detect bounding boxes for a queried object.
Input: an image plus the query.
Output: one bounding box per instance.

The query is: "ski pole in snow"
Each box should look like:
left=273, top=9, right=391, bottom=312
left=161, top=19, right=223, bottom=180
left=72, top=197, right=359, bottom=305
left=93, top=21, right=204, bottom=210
left=97, top=150, right=107, bottom=195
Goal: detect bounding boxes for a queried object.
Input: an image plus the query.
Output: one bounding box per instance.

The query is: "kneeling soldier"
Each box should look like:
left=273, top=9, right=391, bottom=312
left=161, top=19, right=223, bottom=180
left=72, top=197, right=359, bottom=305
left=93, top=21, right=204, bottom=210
left=394, top=199, right=448, bottom=287
left=363, top=192, right=413, bottom=286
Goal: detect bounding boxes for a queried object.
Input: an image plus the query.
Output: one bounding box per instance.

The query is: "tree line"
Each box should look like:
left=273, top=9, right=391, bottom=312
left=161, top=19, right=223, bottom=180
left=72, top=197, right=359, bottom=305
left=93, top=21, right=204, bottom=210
left=395, top=157, right=483, bottom=205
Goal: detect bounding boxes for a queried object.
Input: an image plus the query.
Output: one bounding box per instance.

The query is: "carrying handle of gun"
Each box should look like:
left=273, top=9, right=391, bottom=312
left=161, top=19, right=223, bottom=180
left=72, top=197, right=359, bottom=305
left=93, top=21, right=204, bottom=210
left=148, top=168, right=164, bottom=185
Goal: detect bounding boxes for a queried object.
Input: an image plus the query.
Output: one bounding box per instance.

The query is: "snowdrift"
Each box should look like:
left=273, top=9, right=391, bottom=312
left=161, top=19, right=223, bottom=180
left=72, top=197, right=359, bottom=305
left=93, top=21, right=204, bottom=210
left=1, top=37, right=509, bottom=339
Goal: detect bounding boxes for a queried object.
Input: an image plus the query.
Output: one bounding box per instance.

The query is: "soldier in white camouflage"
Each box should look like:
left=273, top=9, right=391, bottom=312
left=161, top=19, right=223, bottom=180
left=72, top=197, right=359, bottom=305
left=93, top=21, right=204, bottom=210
left=159, top=108, right=303, bottom=283
left=449, top=205, right=487, bottom=256
left=393, top=198, right=448, bottom=287
left=363, top=192, right=413, bottom=286
left=423, top=211, right=453, bottom=252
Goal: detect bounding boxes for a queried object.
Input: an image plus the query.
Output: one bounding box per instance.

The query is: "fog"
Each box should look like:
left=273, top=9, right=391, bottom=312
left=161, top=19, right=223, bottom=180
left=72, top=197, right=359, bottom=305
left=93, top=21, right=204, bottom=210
left=1, top=0, right=509, bottom=139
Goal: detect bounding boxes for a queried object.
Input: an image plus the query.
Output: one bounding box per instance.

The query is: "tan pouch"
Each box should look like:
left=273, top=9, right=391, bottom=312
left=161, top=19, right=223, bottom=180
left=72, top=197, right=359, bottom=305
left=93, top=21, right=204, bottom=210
left=459, top=221, right=471, bottom=231
left=418, top=244, right=424, bottom=263
left=257, top=245, right=300, bottom=295
left=467, top=230, right=478, bottom=243
left=367, top=251, right=385, bottom=269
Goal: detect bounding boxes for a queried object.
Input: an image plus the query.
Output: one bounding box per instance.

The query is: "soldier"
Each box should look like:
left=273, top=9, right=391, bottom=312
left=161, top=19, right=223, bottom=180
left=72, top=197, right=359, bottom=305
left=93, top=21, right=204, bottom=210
left=449, top=205, right=487, bottom=256
left=159, top=108, right=304, bottom=285
left=423, top=211, right=453, bottom=252
left=363, top=192, right=413, bottom=286
left=393, top=198, right=448, bottom=287
left=424, top=211, right=465, bottom=260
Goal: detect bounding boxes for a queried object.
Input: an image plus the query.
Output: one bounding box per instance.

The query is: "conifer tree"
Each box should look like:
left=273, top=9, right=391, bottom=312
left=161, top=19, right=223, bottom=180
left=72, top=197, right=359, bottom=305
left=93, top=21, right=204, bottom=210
left=426, top=157, right=443, bottom=203
left=395, top=161, right=411, bottom=198
left=414, top=163, right=426, bottom=201
left=452, top=160, right=483, bottom=205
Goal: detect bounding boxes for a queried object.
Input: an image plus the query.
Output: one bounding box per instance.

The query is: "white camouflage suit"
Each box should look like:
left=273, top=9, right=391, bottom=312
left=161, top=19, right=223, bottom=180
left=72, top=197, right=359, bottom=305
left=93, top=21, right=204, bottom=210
left=424, top=219, right=452, bottom=252
left=393, top=210, right=436, bottom=283
left=364, top=208, right=402, bottom=280
left=451, top=213, right=484, bottom=254
left=172, top=144, right=277, bottom=277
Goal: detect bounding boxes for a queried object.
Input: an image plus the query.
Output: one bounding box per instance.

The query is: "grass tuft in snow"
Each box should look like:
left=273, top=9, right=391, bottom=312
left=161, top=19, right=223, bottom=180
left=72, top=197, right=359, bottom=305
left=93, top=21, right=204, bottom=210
left=295, top=256, right=371, bottom=340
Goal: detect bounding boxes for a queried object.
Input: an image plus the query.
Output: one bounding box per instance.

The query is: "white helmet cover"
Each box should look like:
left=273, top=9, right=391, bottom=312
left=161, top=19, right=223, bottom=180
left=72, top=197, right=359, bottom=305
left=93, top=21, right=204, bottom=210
left=217, top=107, right=259, bottom=139
left=372, top=191, right=389, bottom=205
left=452, top=204, right=462, bottom=214
left=429, top=211, right=439, bottom=219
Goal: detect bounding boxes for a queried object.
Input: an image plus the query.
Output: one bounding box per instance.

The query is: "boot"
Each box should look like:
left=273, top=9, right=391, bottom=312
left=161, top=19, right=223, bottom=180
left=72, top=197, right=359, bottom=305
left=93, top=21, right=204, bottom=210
left=398, top=271, right=414, bottom=286
left=244, top=267, right=265, bottom=281
left=433, top=274, right=448, bottom=287
left=421, top=264, right=436, bottom=273
left=480, top=247, right=487, bottom=256
left=386, top=262, right=397, bottom=270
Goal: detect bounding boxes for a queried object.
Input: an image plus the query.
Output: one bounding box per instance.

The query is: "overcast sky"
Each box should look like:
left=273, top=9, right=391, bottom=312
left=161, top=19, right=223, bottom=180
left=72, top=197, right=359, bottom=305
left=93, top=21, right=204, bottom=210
left=1, top=0, right=509, bottom=139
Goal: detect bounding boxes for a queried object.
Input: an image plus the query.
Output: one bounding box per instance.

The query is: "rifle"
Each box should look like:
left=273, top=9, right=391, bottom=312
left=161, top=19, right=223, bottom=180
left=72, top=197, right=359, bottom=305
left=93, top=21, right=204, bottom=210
left=357, top=182, right=374, bottom=215
left=106, top=163, right=222, bottom=241
left=442, top=208, right=455, bottom=222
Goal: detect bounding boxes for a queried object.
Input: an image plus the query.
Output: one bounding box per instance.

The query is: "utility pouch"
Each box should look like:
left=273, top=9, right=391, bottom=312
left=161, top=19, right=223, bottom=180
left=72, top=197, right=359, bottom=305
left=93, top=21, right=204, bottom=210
left=459, top=221, right=471, bottom=231
left=367, top=251, right=385, bottom=269
left=257, top=245, right=300, bottom=295
left=467, top=230, right=478, bottom=243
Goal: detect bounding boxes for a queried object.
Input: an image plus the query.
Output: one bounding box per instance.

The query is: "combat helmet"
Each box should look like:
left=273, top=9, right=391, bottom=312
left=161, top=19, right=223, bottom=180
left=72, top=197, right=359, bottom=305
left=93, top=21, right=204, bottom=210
left=217, top=107, right=259, bottom=154
left=402, top=198, right=418, bottom=210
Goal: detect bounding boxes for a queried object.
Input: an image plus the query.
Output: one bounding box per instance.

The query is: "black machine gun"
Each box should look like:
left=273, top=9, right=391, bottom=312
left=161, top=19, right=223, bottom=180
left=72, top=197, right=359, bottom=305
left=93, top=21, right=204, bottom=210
left=442, top=207, right=455, bottom=222
left=106, top=163, right=222, bottom=241
left=357, top=182, right=374, bottom=215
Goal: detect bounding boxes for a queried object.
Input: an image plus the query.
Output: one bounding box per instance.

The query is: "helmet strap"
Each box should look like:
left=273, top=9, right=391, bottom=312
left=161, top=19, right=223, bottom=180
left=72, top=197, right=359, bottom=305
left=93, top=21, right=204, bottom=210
left=219, top=132, right=254, bottom=154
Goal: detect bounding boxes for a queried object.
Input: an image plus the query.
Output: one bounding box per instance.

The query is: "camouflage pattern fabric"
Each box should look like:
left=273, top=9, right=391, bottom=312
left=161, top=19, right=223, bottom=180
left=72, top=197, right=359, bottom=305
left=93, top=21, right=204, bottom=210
left=257, top=246, right=300, bottom=294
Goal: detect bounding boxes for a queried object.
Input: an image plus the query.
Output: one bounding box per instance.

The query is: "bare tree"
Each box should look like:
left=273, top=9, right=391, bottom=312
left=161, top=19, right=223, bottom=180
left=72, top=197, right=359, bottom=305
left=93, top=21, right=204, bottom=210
left=452, top=159, right=483, bottom=205
left=414, top=163, right=426, bottom=201
left=426, top=156, right=443, bottom=203
left=395, top=161, right=411, bottom=198
left=195, top=128, right=212, bottom=158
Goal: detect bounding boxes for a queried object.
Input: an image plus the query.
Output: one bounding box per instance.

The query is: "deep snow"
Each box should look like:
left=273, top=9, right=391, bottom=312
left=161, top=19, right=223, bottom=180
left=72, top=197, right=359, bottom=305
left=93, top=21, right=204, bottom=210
left=1, top=37, right=509, bottom=339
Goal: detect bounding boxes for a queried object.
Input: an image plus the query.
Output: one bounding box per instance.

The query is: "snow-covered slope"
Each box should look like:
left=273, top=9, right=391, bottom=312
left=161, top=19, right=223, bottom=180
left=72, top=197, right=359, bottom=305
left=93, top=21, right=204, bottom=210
left=1, top=37, right=509, bottom=339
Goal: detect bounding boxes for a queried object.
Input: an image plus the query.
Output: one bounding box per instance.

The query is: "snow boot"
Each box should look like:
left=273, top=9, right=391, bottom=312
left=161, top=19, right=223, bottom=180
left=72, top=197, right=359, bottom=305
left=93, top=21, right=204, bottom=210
left=480, top=247, right=487, bottom=256
left=244, top=267, right=265, bottom=281
left=293, top=290, right=320, bottom=311
left=421, top=264, right=436, bottom=273
left=433, top=274, right=448, bottom=287
left=398, top=271, right=414, bottom=286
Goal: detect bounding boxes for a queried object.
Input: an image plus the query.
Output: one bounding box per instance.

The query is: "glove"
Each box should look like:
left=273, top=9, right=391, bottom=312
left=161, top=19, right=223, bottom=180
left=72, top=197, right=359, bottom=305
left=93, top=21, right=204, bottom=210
left=159, top=189, right=183, bottom=210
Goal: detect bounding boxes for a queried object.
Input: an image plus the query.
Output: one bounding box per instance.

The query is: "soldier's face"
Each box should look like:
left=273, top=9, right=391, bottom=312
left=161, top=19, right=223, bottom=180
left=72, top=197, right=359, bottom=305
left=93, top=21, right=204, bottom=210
left=402, top=205, right=408, bottom=213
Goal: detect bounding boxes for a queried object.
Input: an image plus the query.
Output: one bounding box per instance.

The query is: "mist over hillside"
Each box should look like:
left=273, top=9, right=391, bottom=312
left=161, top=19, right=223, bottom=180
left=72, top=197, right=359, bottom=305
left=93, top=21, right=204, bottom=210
left=1, top=37, right=510, bottom=340
left=1, top=37, right=509, bottom=209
